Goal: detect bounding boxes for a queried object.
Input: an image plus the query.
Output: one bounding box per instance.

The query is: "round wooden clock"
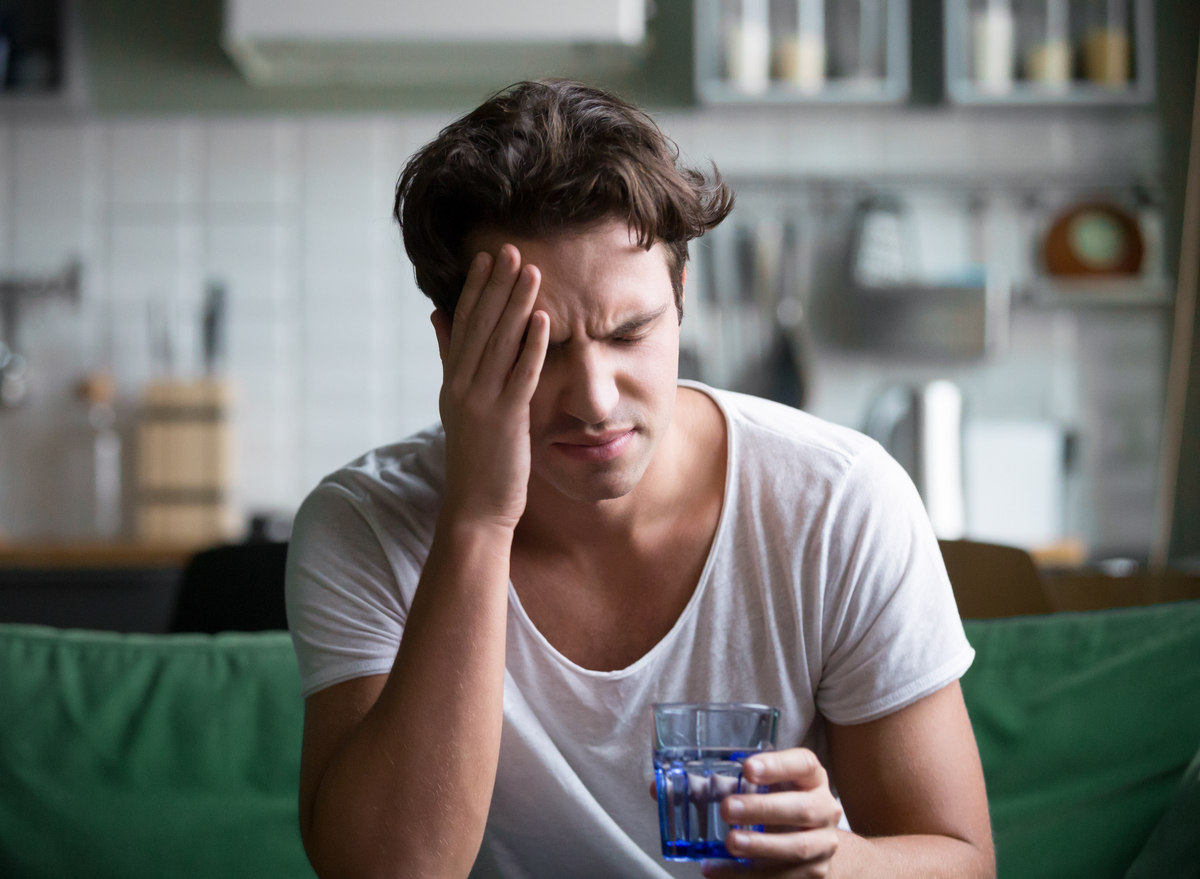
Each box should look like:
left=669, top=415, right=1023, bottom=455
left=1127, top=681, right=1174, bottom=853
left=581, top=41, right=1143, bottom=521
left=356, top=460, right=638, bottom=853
left=1043, top=203, right=1144, bottom=276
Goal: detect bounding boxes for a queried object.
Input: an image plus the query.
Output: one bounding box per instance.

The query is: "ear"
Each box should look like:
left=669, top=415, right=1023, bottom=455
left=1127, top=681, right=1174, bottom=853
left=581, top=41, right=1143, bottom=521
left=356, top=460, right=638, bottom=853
left=430, top=309, right=452, bottom=362
left=680, top=265, right=687, bottom=304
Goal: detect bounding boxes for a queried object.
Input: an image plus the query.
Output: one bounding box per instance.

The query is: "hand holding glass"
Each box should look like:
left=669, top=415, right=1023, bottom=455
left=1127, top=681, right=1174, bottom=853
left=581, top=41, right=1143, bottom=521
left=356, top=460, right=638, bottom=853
left=652, top=702, right=780, bottom=861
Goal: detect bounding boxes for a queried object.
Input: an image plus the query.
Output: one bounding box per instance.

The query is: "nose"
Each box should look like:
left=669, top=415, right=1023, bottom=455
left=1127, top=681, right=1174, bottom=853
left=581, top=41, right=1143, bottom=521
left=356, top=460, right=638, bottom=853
left=560, top=342, right=619, bottom=426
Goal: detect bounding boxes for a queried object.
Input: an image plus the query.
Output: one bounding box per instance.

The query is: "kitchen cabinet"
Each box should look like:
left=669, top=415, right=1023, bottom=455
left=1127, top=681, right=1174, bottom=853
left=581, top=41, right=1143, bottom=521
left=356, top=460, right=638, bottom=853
left=0, top=544, right=189, bottom=633
left=0, top=1, right=89, bottom=116
left=223, top=0, right=649, bottom=87
left=694, top=0, right=910, bottom=104
left=945, top=0, right=1155, bottom=105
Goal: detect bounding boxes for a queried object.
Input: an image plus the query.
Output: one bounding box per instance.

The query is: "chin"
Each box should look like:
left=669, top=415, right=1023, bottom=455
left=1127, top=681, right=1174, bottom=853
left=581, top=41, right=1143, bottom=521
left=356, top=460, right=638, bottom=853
left=534, top=457, right=650, bottom=504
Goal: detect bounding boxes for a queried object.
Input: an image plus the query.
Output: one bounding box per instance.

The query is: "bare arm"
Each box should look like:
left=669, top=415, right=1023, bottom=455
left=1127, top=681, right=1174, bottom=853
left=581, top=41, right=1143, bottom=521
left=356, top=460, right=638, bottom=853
left=704, top=681, right=994, bottom=878
left=824, top=680, right=994, bottom=878
left=298, top=245, right=550, bottom=879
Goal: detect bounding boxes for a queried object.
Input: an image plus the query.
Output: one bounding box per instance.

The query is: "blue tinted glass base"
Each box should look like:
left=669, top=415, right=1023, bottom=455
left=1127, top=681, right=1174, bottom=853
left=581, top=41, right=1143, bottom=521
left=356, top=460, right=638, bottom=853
left=662, top=839, right=735, bottom=861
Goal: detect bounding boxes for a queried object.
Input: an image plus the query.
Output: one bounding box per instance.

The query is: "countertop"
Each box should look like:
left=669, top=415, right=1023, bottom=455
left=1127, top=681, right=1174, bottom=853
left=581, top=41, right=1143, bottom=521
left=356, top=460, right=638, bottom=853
left=0, top=543, right=196, bottom=569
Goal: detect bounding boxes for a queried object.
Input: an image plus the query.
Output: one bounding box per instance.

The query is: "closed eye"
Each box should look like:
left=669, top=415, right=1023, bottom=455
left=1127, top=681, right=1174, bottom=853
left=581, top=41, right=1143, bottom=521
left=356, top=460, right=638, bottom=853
left=607, top=305, right=668, bottom=344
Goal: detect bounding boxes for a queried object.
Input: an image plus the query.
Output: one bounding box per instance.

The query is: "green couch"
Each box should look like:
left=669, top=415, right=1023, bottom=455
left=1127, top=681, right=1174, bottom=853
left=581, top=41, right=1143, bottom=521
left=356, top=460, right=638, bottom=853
left=2, top=603, right=1199, bottom=879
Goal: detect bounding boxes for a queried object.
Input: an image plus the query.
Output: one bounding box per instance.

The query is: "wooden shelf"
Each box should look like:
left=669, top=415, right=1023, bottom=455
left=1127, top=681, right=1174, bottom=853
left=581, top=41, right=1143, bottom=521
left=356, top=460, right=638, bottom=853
left=1015, top=276, right=1173, bottom=308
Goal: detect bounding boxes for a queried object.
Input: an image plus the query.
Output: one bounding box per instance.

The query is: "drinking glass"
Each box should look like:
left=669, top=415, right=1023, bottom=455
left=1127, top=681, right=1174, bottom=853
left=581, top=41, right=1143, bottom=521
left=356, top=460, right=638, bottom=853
left=652, top=702, right=780, bottom=861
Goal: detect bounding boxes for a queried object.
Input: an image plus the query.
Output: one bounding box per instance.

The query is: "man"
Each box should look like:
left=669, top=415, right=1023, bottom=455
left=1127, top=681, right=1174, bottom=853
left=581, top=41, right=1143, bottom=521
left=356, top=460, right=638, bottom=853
left=286, top=80, right=994, bottom=879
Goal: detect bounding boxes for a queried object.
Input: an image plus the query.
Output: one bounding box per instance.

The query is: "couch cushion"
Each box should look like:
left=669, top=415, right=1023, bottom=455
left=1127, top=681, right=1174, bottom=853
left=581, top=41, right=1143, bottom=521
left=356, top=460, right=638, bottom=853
left=3, top=603, right=1199, bottom=879
left=0, top=624, right=314, bottom=879
left=962, top=600, right=1200, bottom=879
left=1124, top=742, right=1200, bottom=879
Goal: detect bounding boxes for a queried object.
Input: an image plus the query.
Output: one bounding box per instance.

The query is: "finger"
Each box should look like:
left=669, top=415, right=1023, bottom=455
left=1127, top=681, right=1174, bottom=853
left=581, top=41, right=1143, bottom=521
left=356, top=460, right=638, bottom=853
left=447, top=251, right=493, bottom=364
left=698, top=860, right=756, bottom=877
left=699, top=859, right=788, bottom=878
left=502, top=310, right=549, bottom=404
left=477, top=263, right=541, bottom=394
left=721, top=791, right=842, bottom=830
left=742, top=749, right=828, bottom=791
left=455, top=244, right=523, bottom=381
left=724, top=827, right=840, bottom=865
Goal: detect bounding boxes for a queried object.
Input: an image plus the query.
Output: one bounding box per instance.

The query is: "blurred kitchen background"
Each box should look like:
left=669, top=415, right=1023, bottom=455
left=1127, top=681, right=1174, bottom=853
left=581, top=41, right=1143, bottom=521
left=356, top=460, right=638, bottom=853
left=0, top=0, right=1198, bottom=630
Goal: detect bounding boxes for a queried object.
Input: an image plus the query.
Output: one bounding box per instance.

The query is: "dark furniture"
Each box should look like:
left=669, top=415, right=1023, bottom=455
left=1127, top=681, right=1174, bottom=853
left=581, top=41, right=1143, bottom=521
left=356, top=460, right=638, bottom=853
left=169, top=541, right=290, bottom=633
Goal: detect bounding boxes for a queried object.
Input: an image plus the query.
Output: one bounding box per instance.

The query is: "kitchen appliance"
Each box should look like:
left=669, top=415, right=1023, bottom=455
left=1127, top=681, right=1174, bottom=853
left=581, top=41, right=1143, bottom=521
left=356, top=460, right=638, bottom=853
left=865, top=380, right=965, bottom=539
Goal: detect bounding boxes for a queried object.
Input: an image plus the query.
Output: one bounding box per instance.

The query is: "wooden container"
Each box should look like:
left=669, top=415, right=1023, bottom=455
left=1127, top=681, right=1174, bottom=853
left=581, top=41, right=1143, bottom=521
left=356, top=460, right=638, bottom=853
left=136, top=380, right=236, bottom=546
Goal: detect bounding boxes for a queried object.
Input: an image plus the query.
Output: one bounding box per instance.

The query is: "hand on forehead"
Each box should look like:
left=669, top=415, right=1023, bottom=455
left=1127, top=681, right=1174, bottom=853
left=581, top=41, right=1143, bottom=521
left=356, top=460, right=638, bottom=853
left=463, top=221, right=676, bottom=338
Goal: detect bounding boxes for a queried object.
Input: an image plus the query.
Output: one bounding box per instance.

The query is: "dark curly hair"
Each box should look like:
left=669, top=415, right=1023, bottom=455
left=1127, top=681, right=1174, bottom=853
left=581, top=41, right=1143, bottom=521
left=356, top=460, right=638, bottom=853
left=394, top=80, right=734, bottom=320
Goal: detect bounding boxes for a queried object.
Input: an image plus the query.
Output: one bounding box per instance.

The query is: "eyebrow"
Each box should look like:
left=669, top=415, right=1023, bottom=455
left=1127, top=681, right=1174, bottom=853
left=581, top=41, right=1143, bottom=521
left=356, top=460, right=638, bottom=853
left=546, top=304, right=670, bottom=350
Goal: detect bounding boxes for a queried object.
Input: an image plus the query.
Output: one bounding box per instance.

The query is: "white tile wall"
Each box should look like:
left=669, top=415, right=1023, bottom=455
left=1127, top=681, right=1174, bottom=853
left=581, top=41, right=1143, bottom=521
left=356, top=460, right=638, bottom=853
left=0, top=106, right=1163, bottom=543
left=0, top=113, right=456, bottom=539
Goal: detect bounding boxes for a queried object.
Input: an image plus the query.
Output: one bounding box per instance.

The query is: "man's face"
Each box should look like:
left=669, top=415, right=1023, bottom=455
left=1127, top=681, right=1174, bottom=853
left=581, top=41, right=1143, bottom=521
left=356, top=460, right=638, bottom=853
left=469, top=220, right=682, bottom=504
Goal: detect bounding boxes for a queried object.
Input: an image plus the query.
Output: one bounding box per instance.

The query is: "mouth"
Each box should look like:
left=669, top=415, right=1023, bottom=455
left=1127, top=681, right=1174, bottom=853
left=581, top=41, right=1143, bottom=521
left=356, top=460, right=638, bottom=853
left=551, top=429, right=636, bottom=463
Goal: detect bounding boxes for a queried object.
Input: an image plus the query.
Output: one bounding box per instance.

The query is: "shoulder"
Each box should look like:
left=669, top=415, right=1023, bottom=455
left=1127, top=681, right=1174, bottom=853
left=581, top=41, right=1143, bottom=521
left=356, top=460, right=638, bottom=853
left=285, top=428, right=445, bottom=699
left=300, top=423, right=447, bottom=525
left=290, top=423, right=447, bottom=568
left=690, top=382, right=887, bottom=490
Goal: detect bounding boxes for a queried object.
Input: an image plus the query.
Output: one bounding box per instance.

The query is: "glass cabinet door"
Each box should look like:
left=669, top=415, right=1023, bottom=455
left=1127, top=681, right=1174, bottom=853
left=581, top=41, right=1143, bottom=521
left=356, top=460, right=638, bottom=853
left=696, top=0, right=909, bottom=103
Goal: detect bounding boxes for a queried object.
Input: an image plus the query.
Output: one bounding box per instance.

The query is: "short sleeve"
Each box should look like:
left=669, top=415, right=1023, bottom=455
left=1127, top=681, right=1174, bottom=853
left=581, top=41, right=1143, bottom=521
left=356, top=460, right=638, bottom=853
left=815, top=442, right=974, bottom=724
left=285, top=483, right=409, bottom=698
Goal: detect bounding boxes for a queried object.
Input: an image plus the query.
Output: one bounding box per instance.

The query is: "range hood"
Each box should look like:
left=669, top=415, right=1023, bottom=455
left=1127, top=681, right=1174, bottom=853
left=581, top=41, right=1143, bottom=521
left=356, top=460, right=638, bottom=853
left=223, top=0, right=649, bottom=87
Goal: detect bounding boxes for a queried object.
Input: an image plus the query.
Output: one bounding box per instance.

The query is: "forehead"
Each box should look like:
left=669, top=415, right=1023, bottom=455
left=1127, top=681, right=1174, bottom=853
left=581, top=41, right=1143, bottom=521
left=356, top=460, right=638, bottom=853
left=467, top=221, right=674, bottom=323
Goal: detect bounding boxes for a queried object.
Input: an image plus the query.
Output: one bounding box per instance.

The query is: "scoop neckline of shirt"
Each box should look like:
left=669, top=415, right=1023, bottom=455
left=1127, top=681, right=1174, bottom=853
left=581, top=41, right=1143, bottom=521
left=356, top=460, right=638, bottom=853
left=505, top=380, right=737, bottom=681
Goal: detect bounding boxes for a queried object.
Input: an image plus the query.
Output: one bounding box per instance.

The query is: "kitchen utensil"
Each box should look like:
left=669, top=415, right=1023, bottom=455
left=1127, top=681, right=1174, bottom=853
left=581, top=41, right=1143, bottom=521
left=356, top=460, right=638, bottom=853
left=202, top=281, right=227, bottom=376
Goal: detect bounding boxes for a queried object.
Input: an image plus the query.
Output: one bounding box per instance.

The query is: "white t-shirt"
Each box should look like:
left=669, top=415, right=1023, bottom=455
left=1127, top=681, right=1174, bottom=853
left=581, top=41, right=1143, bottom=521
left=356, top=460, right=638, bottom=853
left=286, top=381, right=975, bottom=879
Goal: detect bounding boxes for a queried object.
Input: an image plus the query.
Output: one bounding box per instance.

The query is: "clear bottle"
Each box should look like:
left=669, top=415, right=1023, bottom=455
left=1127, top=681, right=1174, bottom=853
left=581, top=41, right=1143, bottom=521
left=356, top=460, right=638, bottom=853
left=773, top=0, right=827, bottom=92
left=724, top=0, right=772, bottom=93
left=972, top=0, right=1016, bottom=94
left=827, top=0, right=886, bottom=83
left=1082, top=0, right=1130, bottom=87
left=1020, top=0, right=1072, bottom=88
